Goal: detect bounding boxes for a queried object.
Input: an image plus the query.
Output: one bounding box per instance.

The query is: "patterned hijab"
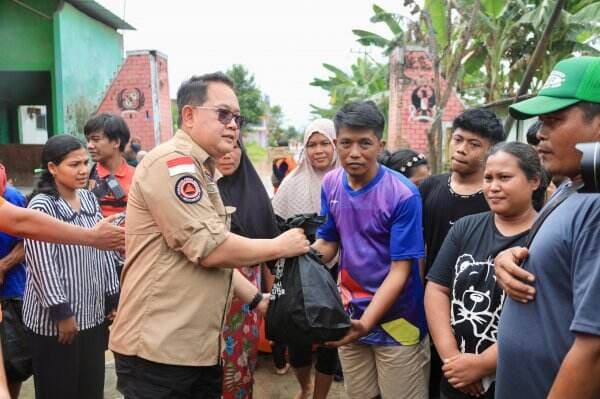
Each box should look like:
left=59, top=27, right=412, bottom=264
left=272, top=118, right=339, bottom=219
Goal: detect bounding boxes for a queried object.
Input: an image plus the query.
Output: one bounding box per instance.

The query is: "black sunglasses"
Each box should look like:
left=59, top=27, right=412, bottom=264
left=194, top=106, right=245, bottom=129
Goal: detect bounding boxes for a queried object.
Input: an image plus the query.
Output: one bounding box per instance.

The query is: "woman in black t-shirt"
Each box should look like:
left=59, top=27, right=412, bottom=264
left=425, top=142, right=546, bottom=399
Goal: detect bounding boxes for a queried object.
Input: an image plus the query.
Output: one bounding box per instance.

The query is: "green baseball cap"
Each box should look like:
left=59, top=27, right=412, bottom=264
left=509, top=56, right=600, bottom=120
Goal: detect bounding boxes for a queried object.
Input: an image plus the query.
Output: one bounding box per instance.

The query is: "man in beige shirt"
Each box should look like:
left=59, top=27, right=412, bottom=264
left=109, top=72, right=308, bottom=399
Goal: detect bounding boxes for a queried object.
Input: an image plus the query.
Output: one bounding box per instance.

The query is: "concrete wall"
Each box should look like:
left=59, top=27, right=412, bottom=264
left=53, top=2, right=123, bottom=137
left=0, top=0, right=57, bottom=141
left=0, top=0, right=56, bottom=70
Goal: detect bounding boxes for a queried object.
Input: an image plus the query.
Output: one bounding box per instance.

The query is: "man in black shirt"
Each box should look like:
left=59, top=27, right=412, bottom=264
left=420, top=108, right=504, bottom=398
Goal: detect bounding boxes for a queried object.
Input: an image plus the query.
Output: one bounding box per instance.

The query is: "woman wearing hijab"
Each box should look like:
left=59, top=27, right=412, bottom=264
left=216, top=140, right=280, bottom=399
left=272, top=119, right=340, bottom=399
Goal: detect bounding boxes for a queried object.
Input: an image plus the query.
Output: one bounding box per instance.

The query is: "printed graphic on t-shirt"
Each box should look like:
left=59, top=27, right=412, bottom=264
left=451, top=254, right=504, bottom=354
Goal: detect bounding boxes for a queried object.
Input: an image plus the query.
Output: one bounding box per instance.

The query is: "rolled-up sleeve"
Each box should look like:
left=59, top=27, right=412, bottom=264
left=137, top=157, right=228, bottom=263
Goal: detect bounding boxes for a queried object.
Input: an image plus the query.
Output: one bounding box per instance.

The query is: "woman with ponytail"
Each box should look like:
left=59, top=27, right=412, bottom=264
left=425, top=142, right=546, bottom=398
left=379, top=148, right=430, bottom=187
left=24, top=135, right=119, bottom=399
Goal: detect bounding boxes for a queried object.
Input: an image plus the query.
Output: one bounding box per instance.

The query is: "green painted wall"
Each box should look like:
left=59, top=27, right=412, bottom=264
left=54, top=2, right=123, bottom=137
left=0, top=0, right=57, bottom=71
left=0, top=107, right=9, bottom=144
left=0, top=0, right=58, bottom=141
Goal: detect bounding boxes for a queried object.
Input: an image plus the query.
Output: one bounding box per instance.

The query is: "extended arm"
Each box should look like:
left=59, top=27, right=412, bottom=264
left=199, top=228, right=308, bottom=268
left=312, top=239, right=339, bottom=264
left=232, top=269, right=269, bottom=316
left=327, top=259, right=412, bottom=347
left=494, top=247, right=536, bottom=303
left=0, top=202, right=124, bottom=251
left=233, top=269, right=261, bottom=303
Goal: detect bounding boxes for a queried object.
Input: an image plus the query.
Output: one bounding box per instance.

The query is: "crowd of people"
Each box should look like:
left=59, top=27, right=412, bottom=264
left=0, top=55, right=597, bottom=399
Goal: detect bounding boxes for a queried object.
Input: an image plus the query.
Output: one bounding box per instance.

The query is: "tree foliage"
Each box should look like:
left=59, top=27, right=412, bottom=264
left=226, top=64, right=267, bottom=129
left=312, top=1, right=599, bottom=170
left=310, top=56, right=389, bottom=125
left=225, top=64, right=300, bottom=145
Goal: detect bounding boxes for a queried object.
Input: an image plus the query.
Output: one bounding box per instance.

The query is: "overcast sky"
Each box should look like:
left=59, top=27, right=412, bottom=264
left=97, top=0, right=405, bottom=130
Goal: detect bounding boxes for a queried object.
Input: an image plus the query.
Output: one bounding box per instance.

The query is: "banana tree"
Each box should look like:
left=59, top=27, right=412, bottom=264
left=310, top=56, right=389, bottom=125
left=352, top=4, right=409, bottom=55
left=460, top=0, right=600, bottom=104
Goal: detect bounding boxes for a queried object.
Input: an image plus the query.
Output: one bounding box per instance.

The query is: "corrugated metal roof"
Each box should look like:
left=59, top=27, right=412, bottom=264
left=64, top=0, right=135, bottom=30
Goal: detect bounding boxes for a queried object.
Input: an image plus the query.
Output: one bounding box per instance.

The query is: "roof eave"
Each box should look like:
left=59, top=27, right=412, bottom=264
left=64, top=0, right=135, bottom=30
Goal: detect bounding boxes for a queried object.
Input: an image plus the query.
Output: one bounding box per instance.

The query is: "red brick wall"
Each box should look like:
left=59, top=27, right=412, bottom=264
left=96, top=51, right=173, bottom=151
left=387, top=48, right=464, bottom=154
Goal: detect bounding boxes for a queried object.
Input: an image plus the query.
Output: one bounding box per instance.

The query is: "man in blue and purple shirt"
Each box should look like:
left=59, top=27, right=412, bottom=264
left=314, top=101, right=430, bottom=399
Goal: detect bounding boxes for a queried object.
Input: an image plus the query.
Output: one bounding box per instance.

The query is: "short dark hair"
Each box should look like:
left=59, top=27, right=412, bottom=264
left=453, top=108, right=505, bottom=144
left=176, top=72, right=235, bottom=127
left=486, top=141, right=548, bottom=211
left=526, top=119, right=542, bottom=146
left=84, top=113, right=130, bottom=152
left=576, top=101, right=600, bottom=121
left=334, top=101, right=385, bottom=139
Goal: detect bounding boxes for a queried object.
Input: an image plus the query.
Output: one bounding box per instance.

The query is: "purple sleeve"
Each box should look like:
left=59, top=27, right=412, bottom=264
left=390, top=194, right=425, bottom=260
left=317, top=186, right=339, bottom=242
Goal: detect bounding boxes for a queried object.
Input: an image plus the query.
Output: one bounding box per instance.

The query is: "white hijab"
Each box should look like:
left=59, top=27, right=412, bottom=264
left=272, top=118, right=339, bottom=219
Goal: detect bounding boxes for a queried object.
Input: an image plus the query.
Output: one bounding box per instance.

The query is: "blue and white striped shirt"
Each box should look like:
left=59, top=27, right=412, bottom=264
left=23, top=190, right=119, bottom=336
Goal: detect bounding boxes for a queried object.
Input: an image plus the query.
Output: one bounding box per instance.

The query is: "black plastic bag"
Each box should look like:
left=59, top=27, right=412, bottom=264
left=266, top=214, right=350, bottom=346
left=0, top=299, right=32, bottom=382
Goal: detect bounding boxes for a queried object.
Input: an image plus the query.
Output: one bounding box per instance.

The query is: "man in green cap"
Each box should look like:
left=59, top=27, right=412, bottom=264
left=494, top=56, right=600, bottom=398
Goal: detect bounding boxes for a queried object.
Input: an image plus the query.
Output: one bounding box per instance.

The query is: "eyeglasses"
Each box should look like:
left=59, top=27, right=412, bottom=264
left=194, top=106, right=245, bottom=129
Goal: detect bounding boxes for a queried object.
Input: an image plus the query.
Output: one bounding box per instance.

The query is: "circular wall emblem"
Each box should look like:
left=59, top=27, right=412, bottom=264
left=118, top=88, right=145, bottom=111
left=175, top=176, right=203, bottom=204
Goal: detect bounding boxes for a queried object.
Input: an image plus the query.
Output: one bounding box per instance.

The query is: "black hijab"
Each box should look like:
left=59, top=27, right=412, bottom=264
left=217, top=141, right=280, bottom=239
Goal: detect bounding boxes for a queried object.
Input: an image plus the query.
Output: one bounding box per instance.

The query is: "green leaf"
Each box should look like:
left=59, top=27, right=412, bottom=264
left=463, top=48, right=487, bottom=74
left=322, top=63, right=350, bottom=79
left=571, top=2, right=600, bottom=24
left=424, top=0, right=449, bottom=48
left=352, top=29, right=390, bottom=48
left=370, top=4, right=404, bottom=35
left=481, top=0, right=507, bottom=18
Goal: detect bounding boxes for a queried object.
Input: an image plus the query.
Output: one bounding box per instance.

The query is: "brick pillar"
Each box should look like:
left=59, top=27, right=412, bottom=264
left=96, top=50, right=173, bottom=151
left=387, top=46, right=465, bottom=155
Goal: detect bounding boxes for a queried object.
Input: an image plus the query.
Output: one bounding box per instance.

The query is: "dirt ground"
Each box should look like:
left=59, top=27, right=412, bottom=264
left=19, top=351, right=349, bottom=399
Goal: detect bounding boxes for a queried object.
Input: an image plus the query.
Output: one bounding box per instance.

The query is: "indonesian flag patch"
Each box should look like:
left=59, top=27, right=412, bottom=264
left=175, top=176, right=203, bottom=204
left=167, top=156, right=197, bottom=176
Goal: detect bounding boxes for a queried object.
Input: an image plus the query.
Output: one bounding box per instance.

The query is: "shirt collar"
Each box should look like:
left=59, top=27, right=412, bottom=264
left=174, top=130, right=212, bottom=165
left=96, top=157, right=129, bottom=178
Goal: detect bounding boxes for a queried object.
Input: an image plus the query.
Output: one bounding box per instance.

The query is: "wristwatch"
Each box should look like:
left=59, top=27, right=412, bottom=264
left=249, top=292, right=264, bottom=311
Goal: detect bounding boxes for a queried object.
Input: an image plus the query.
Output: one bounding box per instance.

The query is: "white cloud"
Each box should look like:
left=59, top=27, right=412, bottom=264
left=98, top=0, right=404, bottom=129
